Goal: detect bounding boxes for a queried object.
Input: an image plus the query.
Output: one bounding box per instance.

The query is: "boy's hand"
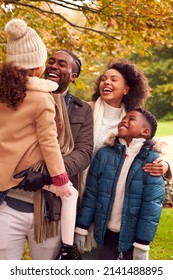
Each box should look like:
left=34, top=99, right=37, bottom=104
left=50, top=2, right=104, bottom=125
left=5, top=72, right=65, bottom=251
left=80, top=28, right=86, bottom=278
left=133, top=247, right=149, bottom=260
left=74, top=233, right=85, bottom=252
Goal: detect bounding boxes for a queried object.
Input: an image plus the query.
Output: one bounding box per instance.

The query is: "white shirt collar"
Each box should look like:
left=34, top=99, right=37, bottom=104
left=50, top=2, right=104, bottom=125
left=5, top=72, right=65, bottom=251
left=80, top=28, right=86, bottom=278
left=119, top=138, right=146, bottom=154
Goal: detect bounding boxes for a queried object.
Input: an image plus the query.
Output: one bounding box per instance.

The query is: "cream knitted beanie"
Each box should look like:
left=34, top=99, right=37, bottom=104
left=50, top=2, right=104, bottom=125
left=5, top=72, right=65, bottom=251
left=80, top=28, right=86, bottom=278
left=5, top=18, right=47, bottom=69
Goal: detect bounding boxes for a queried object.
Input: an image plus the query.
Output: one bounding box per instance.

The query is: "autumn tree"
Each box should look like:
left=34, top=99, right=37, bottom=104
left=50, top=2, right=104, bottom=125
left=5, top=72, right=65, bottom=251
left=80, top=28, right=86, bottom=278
left=0, top=0, right=173, bottom=107
left=131, top=39, right=173, bottom=119
left=1, top=0, right=173, bottom=59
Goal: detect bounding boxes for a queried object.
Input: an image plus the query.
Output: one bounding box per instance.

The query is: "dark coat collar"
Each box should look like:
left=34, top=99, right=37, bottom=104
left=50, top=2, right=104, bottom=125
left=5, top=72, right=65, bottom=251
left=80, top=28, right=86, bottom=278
left=67, top=90, right=83, bottom=107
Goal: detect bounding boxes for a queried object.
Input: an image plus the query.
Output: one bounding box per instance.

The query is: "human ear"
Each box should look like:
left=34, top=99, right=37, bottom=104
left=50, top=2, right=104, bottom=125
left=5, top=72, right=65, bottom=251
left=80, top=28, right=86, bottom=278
left=141, top=127, right=150, bottom=138
left=123, top=86, right=129, bottom=95
left=70, top=73, right=77, bottom=82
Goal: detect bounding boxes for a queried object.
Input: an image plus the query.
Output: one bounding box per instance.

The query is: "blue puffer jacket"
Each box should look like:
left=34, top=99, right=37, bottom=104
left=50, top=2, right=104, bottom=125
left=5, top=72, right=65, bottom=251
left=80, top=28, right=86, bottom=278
left=76, top=140, right=165, bottom=251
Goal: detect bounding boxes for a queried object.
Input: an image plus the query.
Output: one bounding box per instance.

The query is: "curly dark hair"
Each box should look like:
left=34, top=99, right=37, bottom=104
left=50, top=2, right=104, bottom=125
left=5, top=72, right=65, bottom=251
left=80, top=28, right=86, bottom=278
left=92, top=60, right=151, bottom=111
left=0, top=62, right=28, bottom=110
left=134, top=107, right=157, bottom=139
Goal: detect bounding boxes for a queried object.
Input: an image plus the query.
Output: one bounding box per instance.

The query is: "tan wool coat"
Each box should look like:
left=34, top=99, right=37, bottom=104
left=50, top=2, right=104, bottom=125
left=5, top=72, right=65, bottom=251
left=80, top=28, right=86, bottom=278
left=0, top=76, right=66, bottom=191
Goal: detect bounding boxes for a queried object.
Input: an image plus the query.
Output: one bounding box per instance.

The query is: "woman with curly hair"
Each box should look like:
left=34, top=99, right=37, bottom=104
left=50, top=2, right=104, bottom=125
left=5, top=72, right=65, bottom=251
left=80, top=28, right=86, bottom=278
left=91, top=60, right=151, bottom=154
left=77, top=59, right=171, bottom=258
left=0, top=18, right=80, bottom=260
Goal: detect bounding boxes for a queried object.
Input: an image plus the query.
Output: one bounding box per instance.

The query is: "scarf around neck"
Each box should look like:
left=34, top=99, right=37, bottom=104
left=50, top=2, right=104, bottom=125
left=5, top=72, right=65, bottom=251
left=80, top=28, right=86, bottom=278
left=34, top=90, right=74, bottom=243
left=93, top=97, right=126, bottom=149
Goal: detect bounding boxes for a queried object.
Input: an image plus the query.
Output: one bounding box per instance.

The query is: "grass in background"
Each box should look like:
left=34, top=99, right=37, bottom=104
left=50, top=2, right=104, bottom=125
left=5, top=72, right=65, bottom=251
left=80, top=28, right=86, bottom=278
left=22, top=243, right=31, bottom=260
left=22, top=208, right=173, bottom=260
left=150, top=208, right=173, bottom=260
left=157, top=121, right=173, bottom=136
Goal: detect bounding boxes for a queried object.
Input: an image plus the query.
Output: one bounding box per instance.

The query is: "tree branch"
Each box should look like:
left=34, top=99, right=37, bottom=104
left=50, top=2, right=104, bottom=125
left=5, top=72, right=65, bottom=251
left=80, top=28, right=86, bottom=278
left=4, top=0, right=120, bottom=40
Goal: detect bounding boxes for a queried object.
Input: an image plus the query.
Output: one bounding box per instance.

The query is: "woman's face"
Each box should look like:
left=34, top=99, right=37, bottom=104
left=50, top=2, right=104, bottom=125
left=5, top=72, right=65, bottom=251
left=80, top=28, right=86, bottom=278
left=99, top=69, right=129, bottom=107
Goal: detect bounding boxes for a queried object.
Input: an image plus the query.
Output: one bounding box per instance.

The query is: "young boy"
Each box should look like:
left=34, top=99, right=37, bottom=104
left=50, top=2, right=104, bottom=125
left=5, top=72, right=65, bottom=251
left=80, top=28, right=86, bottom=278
left=75, top=108, right=165, bottom=260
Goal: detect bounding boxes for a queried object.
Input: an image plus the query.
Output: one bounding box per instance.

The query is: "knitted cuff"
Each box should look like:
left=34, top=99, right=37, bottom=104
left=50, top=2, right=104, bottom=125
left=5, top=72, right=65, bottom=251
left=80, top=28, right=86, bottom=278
left=133, top=242, right=150, bottom=251
left=51, top=172, right=69, bottom=186
left=75, top=227, right=88, bottom=236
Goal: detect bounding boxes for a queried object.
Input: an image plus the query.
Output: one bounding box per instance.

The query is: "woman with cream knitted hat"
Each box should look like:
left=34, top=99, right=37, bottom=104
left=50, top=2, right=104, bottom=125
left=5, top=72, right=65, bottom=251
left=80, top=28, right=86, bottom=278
left=0, top=18, right=80, bottom=260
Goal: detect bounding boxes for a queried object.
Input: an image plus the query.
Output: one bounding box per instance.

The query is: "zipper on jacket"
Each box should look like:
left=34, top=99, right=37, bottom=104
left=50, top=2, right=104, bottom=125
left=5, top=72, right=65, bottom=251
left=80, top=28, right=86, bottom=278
left=102, top=145, right=126, bottom=241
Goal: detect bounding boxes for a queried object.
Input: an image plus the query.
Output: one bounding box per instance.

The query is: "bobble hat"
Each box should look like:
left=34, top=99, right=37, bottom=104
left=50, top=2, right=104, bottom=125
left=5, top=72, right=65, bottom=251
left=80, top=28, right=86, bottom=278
left=5, top=18, right=47, bottom=69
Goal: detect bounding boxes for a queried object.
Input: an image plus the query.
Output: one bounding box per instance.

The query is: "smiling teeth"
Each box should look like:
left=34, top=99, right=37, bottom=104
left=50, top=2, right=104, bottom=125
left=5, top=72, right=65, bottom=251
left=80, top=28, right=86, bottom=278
left=48, top=73, right=58, bottom=77
left=103, top=88, right=112, bottom=92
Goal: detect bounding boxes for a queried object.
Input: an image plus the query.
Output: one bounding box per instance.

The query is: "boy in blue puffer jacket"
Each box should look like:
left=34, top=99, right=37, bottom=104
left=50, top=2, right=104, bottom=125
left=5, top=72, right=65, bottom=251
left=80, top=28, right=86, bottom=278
left=75, top=108, right=165, bottom=260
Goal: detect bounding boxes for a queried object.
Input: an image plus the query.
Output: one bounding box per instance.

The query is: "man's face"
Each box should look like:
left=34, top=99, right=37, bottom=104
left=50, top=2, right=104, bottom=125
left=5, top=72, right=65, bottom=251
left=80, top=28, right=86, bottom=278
left=45, top=51, right=76, bottom=93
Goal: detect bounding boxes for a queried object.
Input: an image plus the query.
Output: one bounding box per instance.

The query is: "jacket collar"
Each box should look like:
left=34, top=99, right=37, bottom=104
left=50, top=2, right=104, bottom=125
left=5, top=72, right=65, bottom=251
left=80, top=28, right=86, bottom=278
left=67, top=90, right=83, bottom=107
left=116, top=138, right=155, bottom=159
left=106, top=134, right=155, bottom=151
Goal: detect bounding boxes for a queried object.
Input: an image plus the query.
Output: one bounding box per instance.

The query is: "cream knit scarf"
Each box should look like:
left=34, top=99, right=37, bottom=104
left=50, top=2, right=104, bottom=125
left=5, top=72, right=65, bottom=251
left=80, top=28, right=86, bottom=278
left=92, top=97, right=126, bottom=150
left=34, top=91, right=74, bottom=243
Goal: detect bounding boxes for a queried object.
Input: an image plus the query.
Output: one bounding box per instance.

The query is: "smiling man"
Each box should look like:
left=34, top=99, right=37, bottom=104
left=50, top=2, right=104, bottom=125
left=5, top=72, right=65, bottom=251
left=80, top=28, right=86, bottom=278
left=44, top=50, right=93, bottom=188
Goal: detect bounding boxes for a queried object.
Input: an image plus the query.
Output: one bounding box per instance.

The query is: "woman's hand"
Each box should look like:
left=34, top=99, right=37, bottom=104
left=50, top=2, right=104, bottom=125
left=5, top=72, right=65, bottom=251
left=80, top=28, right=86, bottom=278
left=143, top=157, right=168, bottom=176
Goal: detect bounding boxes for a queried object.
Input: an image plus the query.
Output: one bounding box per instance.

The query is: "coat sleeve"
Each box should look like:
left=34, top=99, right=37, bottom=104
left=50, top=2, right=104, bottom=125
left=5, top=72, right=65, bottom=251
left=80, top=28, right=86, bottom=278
left=135, top=166, right=165, bottom=242
left=63, top=102, right=93, bottom=177
left=76, top=153, right=101, bottom=229
left=35, top=94, right=66, bottom=177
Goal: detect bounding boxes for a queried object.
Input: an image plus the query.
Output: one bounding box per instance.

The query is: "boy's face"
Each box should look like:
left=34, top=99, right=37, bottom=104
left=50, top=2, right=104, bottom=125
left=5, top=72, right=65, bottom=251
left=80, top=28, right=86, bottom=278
left=118, top=110, right=150, bottom=145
